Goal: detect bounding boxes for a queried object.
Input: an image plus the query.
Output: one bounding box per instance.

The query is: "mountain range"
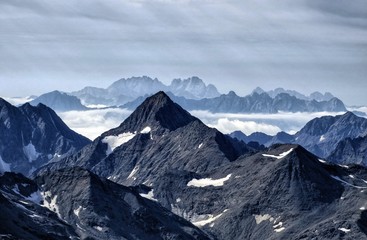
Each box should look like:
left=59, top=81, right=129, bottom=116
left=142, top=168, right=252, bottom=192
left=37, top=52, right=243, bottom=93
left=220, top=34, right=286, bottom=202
left=27, top=76, right=347, bottom=114
left=71, top=76, right=220, bottom=107
left=252, top=87, right=335, bottom=101
left=230, top=111, right=367, bottom=165
left=1, top=91, right=366, bottom=239
left=123, top=91, right=346, bottom=113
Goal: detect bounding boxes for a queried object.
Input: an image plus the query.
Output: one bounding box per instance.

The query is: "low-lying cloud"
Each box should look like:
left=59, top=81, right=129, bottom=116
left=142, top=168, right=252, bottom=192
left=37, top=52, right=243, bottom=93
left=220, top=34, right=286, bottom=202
left=58, top=108, right=132, bottom=140
left=191, top=110, right=347, bottom=135
left=206, top=118, right=281, bottom=135
left=57, top=107, right=348, bottom=140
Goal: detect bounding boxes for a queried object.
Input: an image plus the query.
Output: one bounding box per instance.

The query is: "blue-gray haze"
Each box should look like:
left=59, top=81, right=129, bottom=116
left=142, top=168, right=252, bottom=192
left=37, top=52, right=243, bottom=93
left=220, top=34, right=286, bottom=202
left=0, top=0, right=366, bottom=105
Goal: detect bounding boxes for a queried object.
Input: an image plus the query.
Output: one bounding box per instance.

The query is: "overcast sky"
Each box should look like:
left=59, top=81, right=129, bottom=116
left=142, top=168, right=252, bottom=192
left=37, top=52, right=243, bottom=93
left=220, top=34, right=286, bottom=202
left=0, top=0, right=366, bottom=105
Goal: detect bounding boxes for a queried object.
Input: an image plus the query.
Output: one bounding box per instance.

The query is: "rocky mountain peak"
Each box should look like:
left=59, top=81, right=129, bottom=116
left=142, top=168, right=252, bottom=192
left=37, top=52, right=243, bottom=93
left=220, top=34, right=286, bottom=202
left=106, top=91, right=196, bottom=135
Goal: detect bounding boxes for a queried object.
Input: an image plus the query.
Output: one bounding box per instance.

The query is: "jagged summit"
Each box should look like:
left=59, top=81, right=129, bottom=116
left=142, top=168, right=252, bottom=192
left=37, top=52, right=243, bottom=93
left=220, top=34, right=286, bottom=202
left=105, top=91, right=196, bottom=135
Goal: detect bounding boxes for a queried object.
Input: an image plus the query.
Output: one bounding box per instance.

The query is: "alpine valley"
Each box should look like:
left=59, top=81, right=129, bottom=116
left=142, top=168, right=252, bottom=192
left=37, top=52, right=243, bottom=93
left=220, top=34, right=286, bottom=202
left=0, top=87, right=367, bottom=239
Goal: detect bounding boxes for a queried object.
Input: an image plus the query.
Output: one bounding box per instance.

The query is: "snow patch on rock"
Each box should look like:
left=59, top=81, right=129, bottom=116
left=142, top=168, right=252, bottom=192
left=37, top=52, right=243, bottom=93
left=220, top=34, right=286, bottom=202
left=192, top=209, right=228, bottom=227
left=139, top=189, right=158, bottom=202
left=262, top=148, right=293, bottom=159
left=102, top=132, right=136, bottom=155
left=140, top=126, right=151, bottom=134
left=41, top=191, right=61, bottom=218
left=127, top=166, right=139, bottom=180
left=187, top=174, right=232, bottom=187
left=338, top=228, right=351, bottom=233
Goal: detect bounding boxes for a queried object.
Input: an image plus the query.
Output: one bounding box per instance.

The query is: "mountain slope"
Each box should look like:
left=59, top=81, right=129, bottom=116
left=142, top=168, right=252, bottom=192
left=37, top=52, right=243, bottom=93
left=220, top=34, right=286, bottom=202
left=152, top=144, right=367, bottom=239
left=294, top=112, right=367, bottom=158
left=30, top=90, right=87, bottom=111
left=0, top=98, right=91, bottom=175
left=0, top=172, right=79, bottom=240
left=328, top=135, right=367, bottom=166
left=0, top=168, right=210, bottom=239
left=34, top=167, right=211, bottom=240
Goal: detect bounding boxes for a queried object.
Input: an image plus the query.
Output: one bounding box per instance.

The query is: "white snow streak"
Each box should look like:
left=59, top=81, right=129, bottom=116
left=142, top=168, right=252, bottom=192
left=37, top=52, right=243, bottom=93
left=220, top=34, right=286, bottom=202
left=102, top=132, right=136, bottom=155
left=330, top=175, right=367, bottom=189
left=187, top=174, right=232, bottom=187
left=318, top=159, right=327, bottom=163
left=139, top=189, right=158, bottom=202
left=192, top=210, right=228, bottom=227
left=338, top=228, right=351, bottom=233
left=262, top=148, right=293, bottom=159
left=127, top=166, right=139, bottom=180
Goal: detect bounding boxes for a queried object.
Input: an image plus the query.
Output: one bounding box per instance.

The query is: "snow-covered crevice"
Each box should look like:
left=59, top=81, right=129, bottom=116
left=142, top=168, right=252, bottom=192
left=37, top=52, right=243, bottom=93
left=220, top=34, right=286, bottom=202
left=41, top=191, right=61, bottom=218
left=127, top=166, right=139, bottom=181
left=262, top=148, right=293, bottom=159
left=187, top=174, right=232, bottom=187
left=139, top=189, right=158, bottom=202
left=102, top=132, right=136, bottom=155
left=23, top=142, right=40, bottom=162
left=73, top=206, right=86, bottom=218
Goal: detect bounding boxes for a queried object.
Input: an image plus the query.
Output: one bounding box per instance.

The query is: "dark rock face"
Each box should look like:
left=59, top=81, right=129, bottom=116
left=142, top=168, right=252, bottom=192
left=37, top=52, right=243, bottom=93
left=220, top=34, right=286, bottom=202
left=0, top=168, right=210, bottom=240
left=30, top=90, right=87, bottom=111
left=0, top=98, right=91, bottom=175
left=0, top=172, right=79, bottom=240
left=122, top=91, right=347, bottom=114
left=34, top=167, right=210, bottom=240
left=152, top=145, right=367, bottom=240
left=328, top=135, right=367, bottom=166
left=40, top=91, right=253, bottom=185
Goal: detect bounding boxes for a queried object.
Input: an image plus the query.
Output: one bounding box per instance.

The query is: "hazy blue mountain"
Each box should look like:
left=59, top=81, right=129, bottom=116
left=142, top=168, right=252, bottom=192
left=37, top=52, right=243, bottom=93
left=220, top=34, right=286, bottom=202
left=0, top=98, right=91, bottom=175
left=123, top=91, right=346, bottom=113
left=71, top=76, right=220, bottom=106
left=30, top=90, right=88, bottom=111
left=170, top=76, right=220, bottom=99
left=230, top=131, right=272, bottom=146
left=253, top=87, right=335, bottom=101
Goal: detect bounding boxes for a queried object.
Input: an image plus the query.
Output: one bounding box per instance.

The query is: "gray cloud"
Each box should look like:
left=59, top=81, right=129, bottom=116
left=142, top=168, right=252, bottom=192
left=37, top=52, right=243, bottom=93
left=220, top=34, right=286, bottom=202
left=0, top=0, right=366, bottom=105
